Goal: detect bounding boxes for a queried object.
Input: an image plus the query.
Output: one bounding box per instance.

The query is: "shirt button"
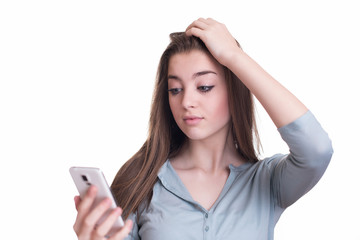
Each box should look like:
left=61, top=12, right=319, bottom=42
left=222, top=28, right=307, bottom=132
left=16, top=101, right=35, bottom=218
left=205, top=213, right=208, bottom=218
left=205, top=226, right=209, bottom=232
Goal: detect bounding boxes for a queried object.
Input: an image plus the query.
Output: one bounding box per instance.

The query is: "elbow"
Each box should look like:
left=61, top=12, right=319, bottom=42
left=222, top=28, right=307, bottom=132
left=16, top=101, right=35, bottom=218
left=317, top=136, right=333, bottom=164
left=307, top=137, right=333, bottom=170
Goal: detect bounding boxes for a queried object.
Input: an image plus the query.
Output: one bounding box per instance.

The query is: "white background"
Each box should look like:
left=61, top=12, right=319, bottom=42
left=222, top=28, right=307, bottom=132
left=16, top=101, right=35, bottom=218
left=1, top=0, right=359, bottom=239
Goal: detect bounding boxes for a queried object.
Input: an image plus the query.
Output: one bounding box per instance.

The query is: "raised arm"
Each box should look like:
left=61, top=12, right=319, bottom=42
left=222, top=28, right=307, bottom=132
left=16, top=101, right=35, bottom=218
left=187, top=18, right=333, bottom=207
left=186, top=18, right=307, bottom=128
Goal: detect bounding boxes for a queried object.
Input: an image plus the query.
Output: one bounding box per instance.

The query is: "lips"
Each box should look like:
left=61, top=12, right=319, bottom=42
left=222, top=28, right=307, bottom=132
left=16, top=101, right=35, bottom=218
left=183, top=115, right=204, bottom=125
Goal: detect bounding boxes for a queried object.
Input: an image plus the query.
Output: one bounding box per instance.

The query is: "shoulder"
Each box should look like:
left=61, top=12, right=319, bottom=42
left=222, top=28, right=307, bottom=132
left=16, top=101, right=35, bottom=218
left=260, top=154, right=287, bottom=169
left=232, top=154, right=286, bottom=173
left=227, top=154, right=287, bottom=184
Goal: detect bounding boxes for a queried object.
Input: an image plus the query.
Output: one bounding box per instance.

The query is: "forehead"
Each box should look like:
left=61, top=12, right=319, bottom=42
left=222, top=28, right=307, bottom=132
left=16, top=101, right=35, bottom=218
left=168, top=50, right=223, bottom=76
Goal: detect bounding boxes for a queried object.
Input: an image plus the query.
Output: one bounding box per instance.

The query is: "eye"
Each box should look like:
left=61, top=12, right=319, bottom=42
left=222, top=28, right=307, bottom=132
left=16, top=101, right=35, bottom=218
left=168, top=88, right=182, bottom=95
left=198, top=85, right=214, bottom=93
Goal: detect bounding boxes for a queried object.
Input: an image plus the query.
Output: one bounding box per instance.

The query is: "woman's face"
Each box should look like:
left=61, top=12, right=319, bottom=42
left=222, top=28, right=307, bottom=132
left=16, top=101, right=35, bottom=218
left=168, top=50, right=230, bottom=142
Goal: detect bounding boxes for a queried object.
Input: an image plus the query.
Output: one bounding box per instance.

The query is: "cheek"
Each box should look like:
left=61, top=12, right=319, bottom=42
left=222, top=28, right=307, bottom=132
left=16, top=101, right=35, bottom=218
left=169, top=97, right=175, bottom=113
left=217, top=99, right=230, bottom=121
left=210, top=91, right=230, bottom=122
left=169, top=97, right=180, bottom=119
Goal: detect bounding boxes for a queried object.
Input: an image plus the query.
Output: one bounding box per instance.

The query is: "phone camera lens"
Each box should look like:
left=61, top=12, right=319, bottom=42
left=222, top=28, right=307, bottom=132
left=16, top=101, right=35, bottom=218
left=81, top=175, right=88, bottom=182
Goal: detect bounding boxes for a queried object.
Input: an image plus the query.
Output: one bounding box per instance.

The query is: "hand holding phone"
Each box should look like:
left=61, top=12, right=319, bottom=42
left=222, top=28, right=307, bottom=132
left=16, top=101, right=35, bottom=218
left=70, top=167, right=125, bottom=238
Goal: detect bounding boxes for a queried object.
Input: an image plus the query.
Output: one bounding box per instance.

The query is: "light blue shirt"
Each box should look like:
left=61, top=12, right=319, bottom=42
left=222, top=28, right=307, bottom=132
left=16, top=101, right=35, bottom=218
left=125, top=111, right=333, bottom=240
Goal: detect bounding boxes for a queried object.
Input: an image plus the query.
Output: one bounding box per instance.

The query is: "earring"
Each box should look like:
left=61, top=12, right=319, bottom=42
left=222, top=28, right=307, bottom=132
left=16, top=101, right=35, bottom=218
left=234, top=140, right=239, bottom=149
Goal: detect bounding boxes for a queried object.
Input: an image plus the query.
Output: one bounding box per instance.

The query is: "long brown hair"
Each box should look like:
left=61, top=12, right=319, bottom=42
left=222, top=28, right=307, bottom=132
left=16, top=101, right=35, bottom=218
left=111, top=32, right=260, bottom=220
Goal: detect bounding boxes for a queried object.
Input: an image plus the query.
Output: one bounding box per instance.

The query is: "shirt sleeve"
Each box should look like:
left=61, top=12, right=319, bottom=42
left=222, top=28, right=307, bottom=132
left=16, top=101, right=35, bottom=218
left=271, top=110, right=333, bottom=208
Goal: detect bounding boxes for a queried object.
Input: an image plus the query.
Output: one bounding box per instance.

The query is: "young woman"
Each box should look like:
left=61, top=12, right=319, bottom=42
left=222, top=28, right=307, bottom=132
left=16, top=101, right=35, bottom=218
left=73, top=18, right=333, bottom=240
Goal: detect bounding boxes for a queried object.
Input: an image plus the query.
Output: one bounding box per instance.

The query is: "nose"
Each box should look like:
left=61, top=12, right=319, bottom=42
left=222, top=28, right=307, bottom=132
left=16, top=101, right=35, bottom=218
left=181, top=89, right=196, bottom=109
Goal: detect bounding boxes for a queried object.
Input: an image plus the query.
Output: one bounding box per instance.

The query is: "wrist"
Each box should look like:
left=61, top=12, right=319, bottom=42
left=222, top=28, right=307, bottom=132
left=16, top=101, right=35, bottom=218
left=222, top=47, right=246, bottom=70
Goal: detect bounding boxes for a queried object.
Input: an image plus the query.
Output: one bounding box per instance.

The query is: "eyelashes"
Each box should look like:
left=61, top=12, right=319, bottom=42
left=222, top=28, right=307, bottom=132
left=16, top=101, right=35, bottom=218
left=198, top=86, right=214, bottom=92
left=168, top=88, right=182, bottom=95
left=168, top=86, right=215, bottom=96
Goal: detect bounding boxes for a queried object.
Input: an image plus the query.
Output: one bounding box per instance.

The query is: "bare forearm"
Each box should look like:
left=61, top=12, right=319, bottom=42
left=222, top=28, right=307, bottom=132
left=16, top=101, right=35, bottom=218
left=226, top=50, right=308, bottom=128
left=185, top=18, right=308, bottom=127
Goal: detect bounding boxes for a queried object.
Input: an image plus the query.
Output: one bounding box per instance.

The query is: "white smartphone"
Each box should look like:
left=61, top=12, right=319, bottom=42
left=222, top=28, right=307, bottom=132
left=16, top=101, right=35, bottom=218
left=69, top=167, right=124, bottom=236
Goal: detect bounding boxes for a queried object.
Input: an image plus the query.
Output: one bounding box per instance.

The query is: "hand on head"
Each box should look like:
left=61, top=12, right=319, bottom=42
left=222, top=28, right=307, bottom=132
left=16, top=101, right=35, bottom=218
left=185, top=18, right=242, bottom=67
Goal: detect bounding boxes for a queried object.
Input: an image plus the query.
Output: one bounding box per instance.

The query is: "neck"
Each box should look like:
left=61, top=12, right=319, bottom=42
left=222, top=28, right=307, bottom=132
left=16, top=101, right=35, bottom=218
left=175, top=130, right=242, bottom=174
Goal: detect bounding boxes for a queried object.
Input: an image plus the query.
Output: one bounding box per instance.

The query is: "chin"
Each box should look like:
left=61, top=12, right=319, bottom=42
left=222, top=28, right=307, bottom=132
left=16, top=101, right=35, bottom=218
left=181, top=125, right=230, bottom=143
left=181, top=131, right=206, bottom=141
left=183, top=131, right=214, bottom=142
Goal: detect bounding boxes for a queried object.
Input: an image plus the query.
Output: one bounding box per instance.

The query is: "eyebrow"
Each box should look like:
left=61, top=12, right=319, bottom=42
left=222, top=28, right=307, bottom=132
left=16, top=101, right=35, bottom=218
left=193, top=70, right=217, bottom=78
left=168, top=70, right=217, bottom=81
